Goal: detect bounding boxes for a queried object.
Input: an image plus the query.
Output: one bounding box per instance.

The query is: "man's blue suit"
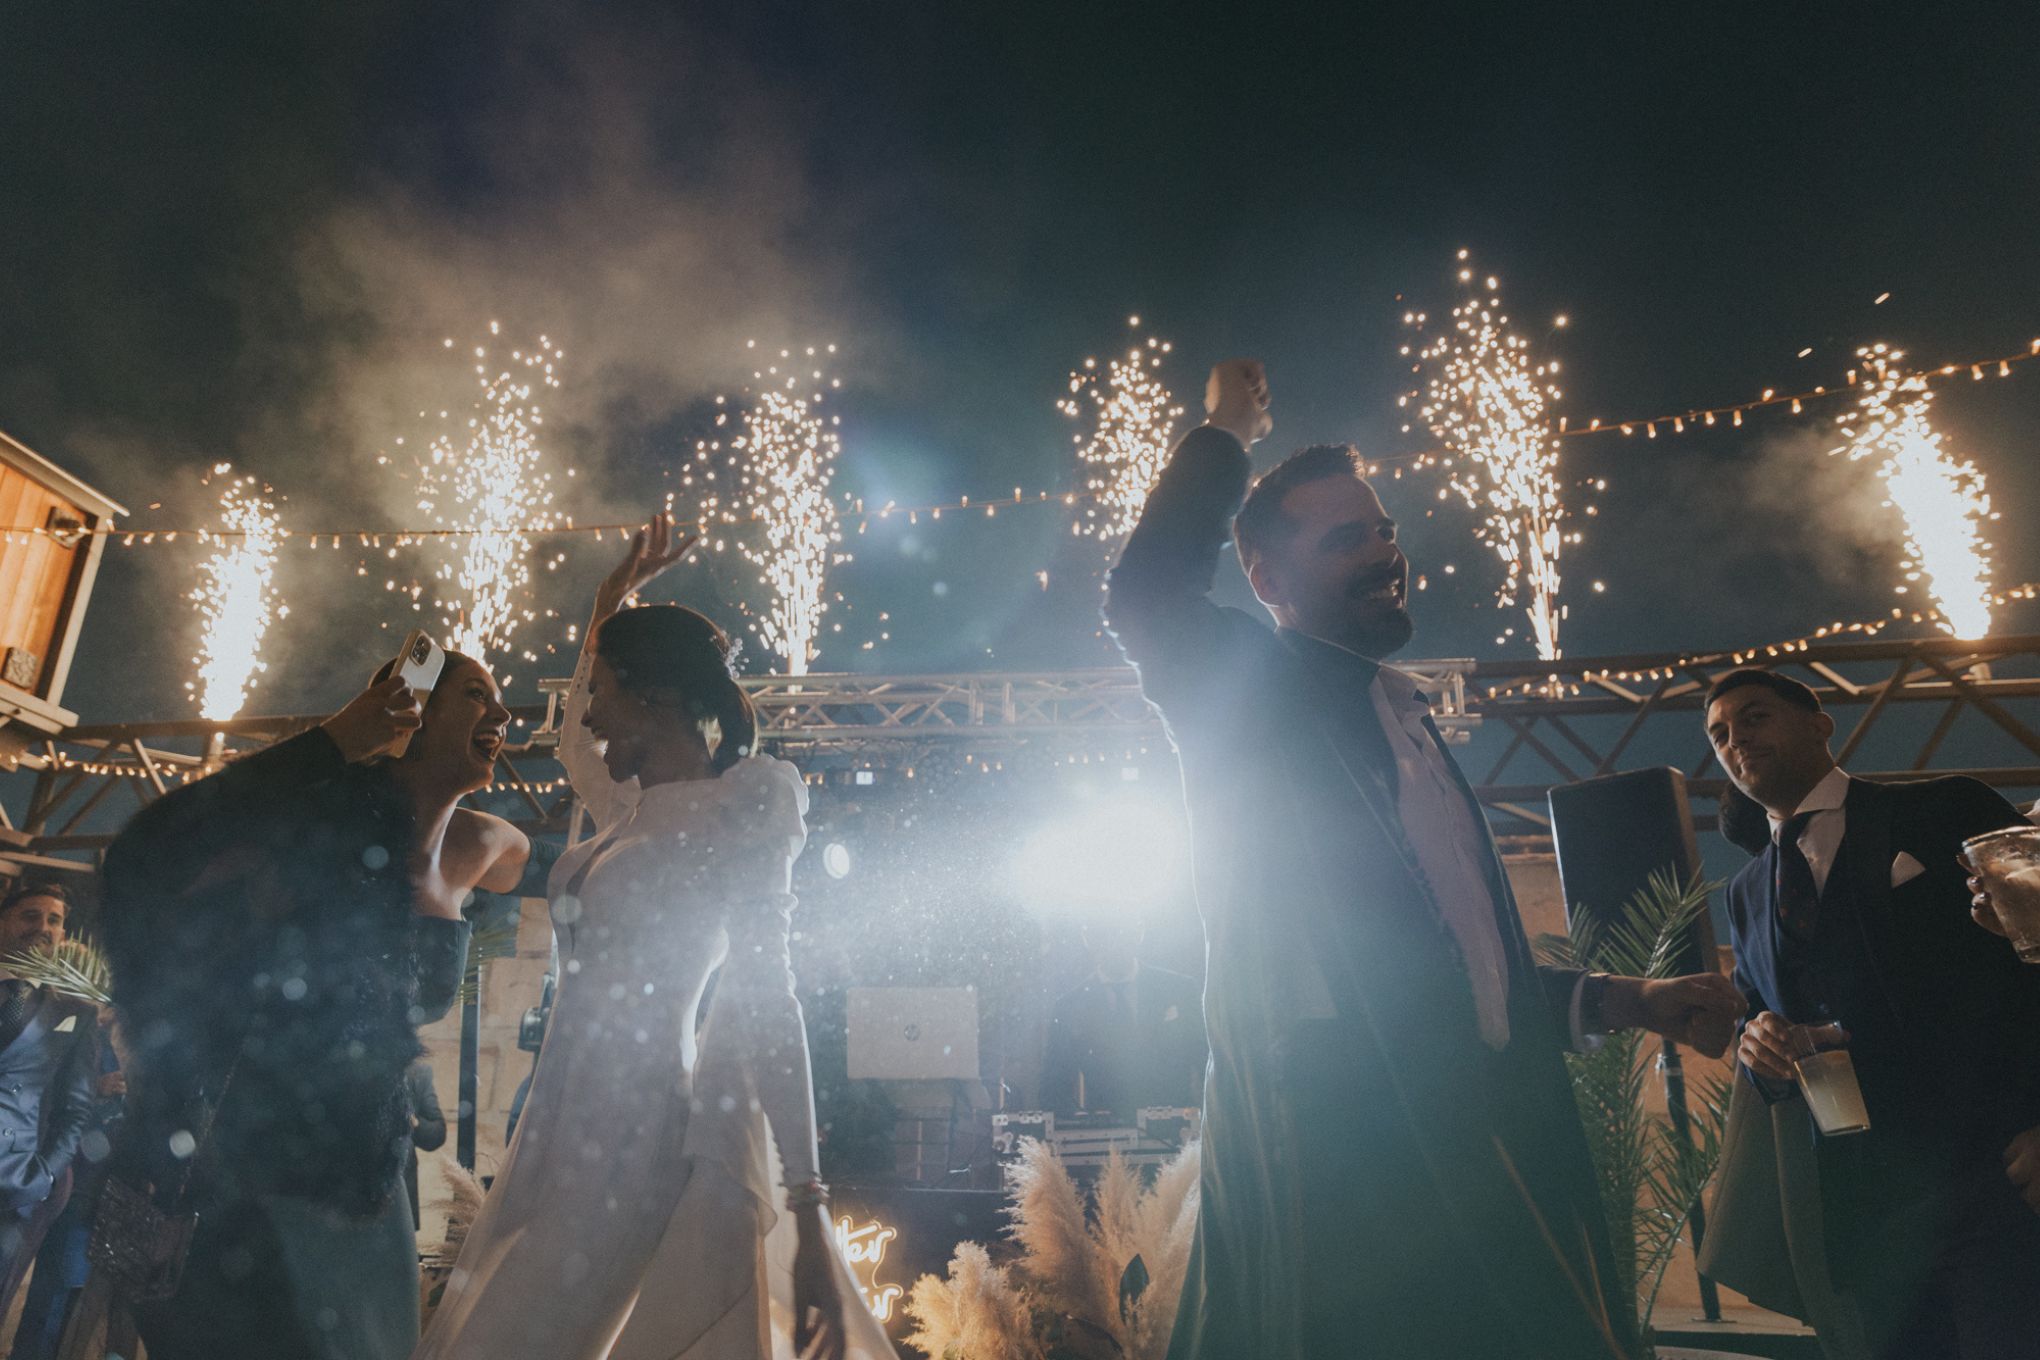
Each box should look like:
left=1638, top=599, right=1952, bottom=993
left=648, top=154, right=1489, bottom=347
left=1725, top=773, right=2040, bottom=1354
left=0, top=984, right=99, bottom=1309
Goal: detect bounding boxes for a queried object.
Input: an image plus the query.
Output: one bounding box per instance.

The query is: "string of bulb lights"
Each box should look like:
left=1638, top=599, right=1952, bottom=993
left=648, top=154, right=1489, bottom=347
left=9, top=334, right=2034, bottom=549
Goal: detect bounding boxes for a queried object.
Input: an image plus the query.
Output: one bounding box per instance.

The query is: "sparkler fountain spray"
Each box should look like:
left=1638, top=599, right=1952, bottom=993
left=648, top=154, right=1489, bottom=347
left=1060, top=319, right=1184, bottom=543
left=1406, top=255, right=1571, bottom=661
left=188, top=465, right=285, bottom=721
left=687, top=346, right=845, bottom=676
left=1835, top=344, right=1996, bottom=638
left=416, top=326, right=563, bottom=672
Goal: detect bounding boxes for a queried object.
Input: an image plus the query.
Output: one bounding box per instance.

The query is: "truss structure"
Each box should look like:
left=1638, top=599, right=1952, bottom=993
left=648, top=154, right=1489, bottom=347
left=6, top=634, right=2036, bottom=869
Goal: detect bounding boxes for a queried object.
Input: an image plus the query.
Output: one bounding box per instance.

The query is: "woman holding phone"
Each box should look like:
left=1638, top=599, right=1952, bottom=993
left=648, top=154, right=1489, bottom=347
left=102, top=648, right=531, bottom=1360
left=417, top=514, right=889, bottom=1360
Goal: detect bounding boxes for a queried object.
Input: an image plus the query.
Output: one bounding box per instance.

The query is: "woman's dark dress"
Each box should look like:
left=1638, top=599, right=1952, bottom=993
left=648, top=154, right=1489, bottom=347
left=101, top=728, right=469, bottom=1360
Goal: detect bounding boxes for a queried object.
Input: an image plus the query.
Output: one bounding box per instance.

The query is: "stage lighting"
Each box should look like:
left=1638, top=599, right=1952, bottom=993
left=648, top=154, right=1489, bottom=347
left=822, top=842, right=852, bottom=879
left=1009, top=793, right=1189, bottom=915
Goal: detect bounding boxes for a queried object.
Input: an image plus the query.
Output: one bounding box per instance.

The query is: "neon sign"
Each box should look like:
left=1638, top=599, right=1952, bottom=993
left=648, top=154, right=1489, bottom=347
left=833, top=1213, right=904, bottom=1322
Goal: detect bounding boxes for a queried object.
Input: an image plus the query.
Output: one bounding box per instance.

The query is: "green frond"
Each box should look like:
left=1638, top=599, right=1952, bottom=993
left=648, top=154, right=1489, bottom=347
left=0, top=937, right=113, bottom=1006
left=1550, top=864, right=1730, bottom=1356
left=458, top=921, right=522, bottom=1006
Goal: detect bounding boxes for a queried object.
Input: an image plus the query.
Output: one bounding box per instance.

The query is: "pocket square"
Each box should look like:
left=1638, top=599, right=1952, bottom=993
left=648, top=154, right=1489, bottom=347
left=52, top=1015, right=75, bottom=1033
left=1890, top=851, right=1927, bottom=888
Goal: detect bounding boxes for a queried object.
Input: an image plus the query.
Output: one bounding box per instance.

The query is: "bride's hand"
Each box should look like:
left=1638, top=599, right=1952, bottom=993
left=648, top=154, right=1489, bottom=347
left=594, top=511, right=699, bottom=619
left=791, top=1206, right=848, bottom=1360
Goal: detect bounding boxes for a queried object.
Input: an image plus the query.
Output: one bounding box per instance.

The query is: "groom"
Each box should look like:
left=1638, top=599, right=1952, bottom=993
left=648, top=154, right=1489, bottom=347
left=1106, top=359, right=1744, bottom=1360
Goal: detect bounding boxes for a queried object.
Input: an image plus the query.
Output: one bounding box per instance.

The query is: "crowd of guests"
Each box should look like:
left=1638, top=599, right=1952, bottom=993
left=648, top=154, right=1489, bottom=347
left=0, top=359, right=2025, bottom=1359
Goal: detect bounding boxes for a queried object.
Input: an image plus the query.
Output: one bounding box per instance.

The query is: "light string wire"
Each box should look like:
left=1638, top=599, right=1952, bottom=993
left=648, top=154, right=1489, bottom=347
left=9, top=335, right=2037, bottom=547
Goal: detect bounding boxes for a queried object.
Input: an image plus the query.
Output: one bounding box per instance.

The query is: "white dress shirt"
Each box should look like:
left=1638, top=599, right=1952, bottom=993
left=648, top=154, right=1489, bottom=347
left=1767, top=766, right=1853, bottom=895
left=1372, top=665, right=1515, bottom=1049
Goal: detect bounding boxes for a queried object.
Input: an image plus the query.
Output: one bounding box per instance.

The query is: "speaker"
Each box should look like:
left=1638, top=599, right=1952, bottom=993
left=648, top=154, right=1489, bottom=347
left=1546, top=767, right=1718, bottom=976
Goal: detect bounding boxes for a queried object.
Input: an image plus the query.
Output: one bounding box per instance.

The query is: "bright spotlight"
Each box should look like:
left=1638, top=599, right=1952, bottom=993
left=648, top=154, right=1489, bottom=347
left=1010, top=794, right=1189, bottom=916
left=822, top=842, right=852, bottom=879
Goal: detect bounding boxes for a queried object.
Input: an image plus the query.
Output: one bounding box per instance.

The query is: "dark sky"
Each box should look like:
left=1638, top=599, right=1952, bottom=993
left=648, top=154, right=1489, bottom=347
left=5, top=1, right=2039, bottom=721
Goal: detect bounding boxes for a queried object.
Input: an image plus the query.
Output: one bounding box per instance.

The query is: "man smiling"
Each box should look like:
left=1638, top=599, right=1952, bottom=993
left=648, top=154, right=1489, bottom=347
left=1107, top=360, right=1743, bottom=1360
left=1707, top=668, right=2040, bottom=1358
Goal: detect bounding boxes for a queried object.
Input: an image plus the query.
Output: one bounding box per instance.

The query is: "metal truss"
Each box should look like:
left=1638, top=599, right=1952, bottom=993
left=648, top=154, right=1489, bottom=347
left=6, top=635, right=2035, bottom=868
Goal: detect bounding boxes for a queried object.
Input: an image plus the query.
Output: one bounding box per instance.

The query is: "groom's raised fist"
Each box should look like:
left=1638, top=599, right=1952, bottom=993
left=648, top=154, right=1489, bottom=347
left=1204, top=359, right=1273, bottom=448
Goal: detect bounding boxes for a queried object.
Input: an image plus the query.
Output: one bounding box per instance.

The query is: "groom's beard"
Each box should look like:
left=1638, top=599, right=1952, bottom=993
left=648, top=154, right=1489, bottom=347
left=1336, top=560, right=1415, bottom=658
left=1350, top=607, right=1415, bottom=658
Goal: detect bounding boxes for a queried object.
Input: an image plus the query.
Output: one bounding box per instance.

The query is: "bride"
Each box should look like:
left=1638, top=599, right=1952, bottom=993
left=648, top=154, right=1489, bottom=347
left=416, top=514, right=892, bottom=1360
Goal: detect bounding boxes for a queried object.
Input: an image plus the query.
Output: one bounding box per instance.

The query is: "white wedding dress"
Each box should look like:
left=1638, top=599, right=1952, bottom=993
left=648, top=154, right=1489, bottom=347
left=415, top=654, right=895, bottom=1360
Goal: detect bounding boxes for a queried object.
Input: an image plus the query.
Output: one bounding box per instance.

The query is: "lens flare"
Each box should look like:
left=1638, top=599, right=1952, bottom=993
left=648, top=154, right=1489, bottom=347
left=1405, top=259, right=1569, bottom=660
left=1835, top=346, right=1995, bottom=637
left=414, top=327, right=562, bottom=666
left=188, top=466, right=285, bottom=720
left=686, top=346, right=845, bottom=676
left=1059, top=322, right=1183, bottom=541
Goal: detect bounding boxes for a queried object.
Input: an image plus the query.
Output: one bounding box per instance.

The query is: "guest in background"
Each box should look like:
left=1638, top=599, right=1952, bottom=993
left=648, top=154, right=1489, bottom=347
left=0, top=882, right=98, bottom=1323
left=1708, top=669, right=2040, bottom=1358
left=1039, top=921, right=1204, bottom=1115
left=405, top=1060, right=447, bottom=1228
left=11, top=1002, right=125, bottom=1360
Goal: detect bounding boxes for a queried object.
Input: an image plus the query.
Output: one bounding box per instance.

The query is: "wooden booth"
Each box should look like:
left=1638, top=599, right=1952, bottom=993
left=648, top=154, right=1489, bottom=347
left=0, top=430, right=125, bottom=750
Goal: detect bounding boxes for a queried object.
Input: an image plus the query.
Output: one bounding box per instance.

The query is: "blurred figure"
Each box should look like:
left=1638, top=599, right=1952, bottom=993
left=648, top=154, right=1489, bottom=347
left=0, top=882, right=98, bottom=1324
left=103, top=657, right=528, bottom=1360
left=1040, top=921, right=1204, bottom=1115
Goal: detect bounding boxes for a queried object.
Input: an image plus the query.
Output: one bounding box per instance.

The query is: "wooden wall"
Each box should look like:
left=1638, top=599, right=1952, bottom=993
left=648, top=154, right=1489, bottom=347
left=0, top=465, right=85, bottom=699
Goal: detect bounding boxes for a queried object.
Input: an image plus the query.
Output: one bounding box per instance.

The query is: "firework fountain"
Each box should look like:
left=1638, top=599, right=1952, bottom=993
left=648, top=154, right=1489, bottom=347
left=413, top=326, right=563, bottom=670
left=188, top=465, right=285, bottom=720
left=1059, top=320, right=1184, bottom=542
left=686, top=346, right=845, bottom=676
left=1835, top=345, right=1996, bottom=638
left=1405, top=256, right=1571, bottom=660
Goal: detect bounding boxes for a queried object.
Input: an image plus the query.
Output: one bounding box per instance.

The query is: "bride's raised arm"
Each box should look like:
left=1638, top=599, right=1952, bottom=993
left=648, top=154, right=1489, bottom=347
left=558, top=513, right=699, bottom=832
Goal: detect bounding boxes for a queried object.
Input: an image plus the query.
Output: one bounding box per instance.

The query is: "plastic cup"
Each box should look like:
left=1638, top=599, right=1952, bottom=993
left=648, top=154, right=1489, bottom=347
left=1791, top=1029, right=1870, bottom=1136
left=1962, top=826, right=2040, bottom=963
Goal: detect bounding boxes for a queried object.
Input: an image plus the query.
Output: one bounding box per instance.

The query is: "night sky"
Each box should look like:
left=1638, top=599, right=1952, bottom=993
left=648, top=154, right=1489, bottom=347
left=5, top=2, right=2039, bottom=723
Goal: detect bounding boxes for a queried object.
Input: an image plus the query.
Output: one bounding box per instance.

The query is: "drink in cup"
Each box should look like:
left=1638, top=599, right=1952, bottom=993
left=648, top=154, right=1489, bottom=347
left=1792, top=1027, right=1870, bottom=1137
left=1961, top=826, right=2040, bottom=963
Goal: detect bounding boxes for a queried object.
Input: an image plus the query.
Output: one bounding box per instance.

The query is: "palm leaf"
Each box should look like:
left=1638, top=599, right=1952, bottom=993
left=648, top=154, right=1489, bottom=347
left=458, top=920, right=521, bottom=1007
left=0, top=936, right=113, bottom=1006
left=1535, top=867, right=1730, bottom=1357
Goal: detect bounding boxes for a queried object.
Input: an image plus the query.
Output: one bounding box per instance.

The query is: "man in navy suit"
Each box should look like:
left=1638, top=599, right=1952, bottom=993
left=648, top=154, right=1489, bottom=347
left=1707, top=668, right=2040, bottom=1358
left=0, top=882, right=99, bottom=1317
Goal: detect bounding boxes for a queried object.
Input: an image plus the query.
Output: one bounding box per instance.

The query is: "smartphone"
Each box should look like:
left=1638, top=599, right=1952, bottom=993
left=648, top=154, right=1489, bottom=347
left=387, top=629, right=446, bottom=758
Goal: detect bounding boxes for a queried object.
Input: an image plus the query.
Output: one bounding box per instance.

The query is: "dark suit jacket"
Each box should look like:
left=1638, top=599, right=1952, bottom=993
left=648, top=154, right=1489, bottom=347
left=102, top=727, right=443, bottom=1217
left=1106, top=424, right=1620, bottom=1360
left=1726, top=774, right=2040, bottom=1281
left=0, top=988, right=98, bottom=1215
left=1040, top=963, right=1206, bottom=1114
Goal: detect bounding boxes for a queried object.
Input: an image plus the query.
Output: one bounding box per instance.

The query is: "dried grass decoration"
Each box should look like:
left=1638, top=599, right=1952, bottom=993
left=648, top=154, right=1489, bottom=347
left=904, top=1138, right=1199, bottom=1360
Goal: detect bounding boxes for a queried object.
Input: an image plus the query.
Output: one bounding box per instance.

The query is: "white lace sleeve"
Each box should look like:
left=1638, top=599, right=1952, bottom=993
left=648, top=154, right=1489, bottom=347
left=557, top=650, right=636, bottom=833
left=702, top=759, right=820, bottom=1186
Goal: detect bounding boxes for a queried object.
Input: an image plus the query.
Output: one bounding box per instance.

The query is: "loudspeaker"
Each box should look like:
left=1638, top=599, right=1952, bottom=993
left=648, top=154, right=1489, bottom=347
left=1547, top=767, right=1718, bottom=976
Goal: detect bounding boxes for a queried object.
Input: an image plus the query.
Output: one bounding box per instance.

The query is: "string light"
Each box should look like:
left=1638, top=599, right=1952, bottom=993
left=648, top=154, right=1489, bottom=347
left=1566, top=337, right=2040, bottom=441
left=187, top=466, right=284, bottom=720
